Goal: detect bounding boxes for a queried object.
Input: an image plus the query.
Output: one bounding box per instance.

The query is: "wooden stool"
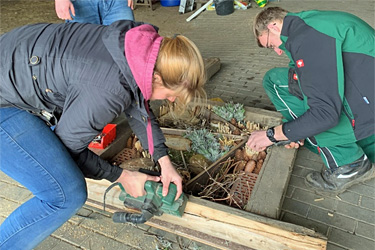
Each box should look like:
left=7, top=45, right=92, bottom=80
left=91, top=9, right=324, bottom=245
left=134, top=0, right=154, bottom=10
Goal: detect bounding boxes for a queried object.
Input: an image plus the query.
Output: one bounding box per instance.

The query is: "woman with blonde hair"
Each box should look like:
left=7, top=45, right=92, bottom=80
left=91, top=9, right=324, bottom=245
left=0, top=20, right=206, bottom=250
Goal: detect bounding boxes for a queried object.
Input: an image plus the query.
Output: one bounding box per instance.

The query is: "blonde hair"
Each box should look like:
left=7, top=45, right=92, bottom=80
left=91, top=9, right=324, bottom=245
left=154, top=35, right=207, bottom=112
left=253, top=7, right=288, bottom=47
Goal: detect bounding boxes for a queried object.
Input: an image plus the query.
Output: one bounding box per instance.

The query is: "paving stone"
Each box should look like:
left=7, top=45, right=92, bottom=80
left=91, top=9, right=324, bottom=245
left=53, top=222, right=94, bottom=246
left=281, top=211, right=328, bottom=236
left=147, top=227, right=220, bottom=250
left=0, top=172, right=20, bottom=185
left=326, top=242, right=349, bottom=250
left=0, top=197, right=19, bottom=217
left=79, top=212, right=126, bottom=238
left=292, top=187, right=336, bottom=210
left=287, top=174, right=307, bottom=189
left=335, top=191, right=360, bottom=206
left=79, top=232, right=134, bottom=250
left=34, top=236, right=61, bottom=250
left=294, top=158, right=323, bottom=172
left=360, top=196, right=375, bottom=211
left=291, top=165, right=312, bottom=178
left=363, top=178, right=375, bottom=187
left=281, top=197, right=310, bottom=217
left=49, top=240, right=81, bottom=250
left=329, top=228, right=375, bottom=250
left=355, top=221, right=375, bottom=241
left=346, top=183, right=375, bottom=198
left=115, top=223, right=156, bottom=249
left=336, top=201, right=375, bottom=225
left=308, top=206, right=356, bottom=233
left=284, top=185, right=294, bottom=198
left=68, top=207, right=94, bottom=225
left=0, top=183, right=32, bottom=203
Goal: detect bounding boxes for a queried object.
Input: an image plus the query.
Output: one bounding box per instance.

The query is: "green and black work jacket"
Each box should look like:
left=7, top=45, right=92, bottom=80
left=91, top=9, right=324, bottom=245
left=0, top=21, right=168, bottom=182
left=280, top=10, right=374, bottom=147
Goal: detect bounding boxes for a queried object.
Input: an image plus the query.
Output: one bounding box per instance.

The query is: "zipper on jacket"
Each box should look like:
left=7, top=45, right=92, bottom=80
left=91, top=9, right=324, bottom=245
left=342, top=98, right=355, bottom=130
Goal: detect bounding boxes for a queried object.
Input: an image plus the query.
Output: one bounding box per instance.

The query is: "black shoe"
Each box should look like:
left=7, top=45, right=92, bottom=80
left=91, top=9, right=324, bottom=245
left=305, top=155, right=374, bottom=195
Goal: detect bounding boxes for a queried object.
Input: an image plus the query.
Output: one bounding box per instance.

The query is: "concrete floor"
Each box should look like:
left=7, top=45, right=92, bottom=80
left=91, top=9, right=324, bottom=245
left=0, top=0, right=374, bottom=249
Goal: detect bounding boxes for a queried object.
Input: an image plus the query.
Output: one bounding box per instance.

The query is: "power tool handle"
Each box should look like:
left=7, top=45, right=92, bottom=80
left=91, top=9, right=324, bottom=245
left=113, top=211, right=153, bottom=224
left=139, top=168, right=161, bottom=177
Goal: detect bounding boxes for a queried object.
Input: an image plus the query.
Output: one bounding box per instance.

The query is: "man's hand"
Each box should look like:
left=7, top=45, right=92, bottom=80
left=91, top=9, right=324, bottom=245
left=116, top=169, right=160, bottom=198
left=55, top=0, right=75, bottom=20
left=284, top=139, right=304, bottom=149
left=246, top=130, right=273, bottom=152
left=158, top=155, right=183, bottom=200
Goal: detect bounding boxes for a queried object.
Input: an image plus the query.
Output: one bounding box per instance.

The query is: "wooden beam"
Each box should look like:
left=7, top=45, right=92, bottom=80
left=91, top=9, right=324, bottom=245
left=85, top=179, right=327, bottom=250
left=246, top=146, right=297, bottom=219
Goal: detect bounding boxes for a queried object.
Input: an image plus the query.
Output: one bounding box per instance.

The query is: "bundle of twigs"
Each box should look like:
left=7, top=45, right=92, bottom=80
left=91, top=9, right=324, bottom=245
left=198, top=157, right=244, bottom=209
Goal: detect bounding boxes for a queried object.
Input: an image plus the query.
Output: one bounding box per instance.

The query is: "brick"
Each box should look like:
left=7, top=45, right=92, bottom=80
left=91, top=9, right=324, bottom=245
left=356, top=221, right=375, bottom=240
left=80, top=212, right=126, bottom=238
left=0, top=184, right=32, bottom=203
left=281, top=211, right=328, bottom=236
left=294, top=157, right=323, bottom=172
left=53, top=222, right=93, bottom=246
left=48, top=240, right=80, bottom=250
left=116, top=225, right=161, bottom=249
left=288, top=174, right=307, bottom=189
left=326, top=242, right=349, bottom=250
left=335, top=191, right=360, bottom=206
left=308, top=206, right=356, bottom=233
left=336, top=201, right=375, bottom=225
left=292, top=165, right=315, bottom=179
left=0, top=172, right=20, bottom=185
left=363, top=178, right=375, bottom=187
left=0, top=197, right=19, bottom=217
left=34, top=236, right=61, bottom=250
left=281, top=197, right=310, bottom=217
left=329, top=228, right=375, bottom=250
left=284, top=186, right=294, bottom=198
left=80, top=232, right=134, bottom=250
left=0, top=216, right=5, bottom=225
left=69, top=207, right=94, bottom=225
left=360, top=196, right=375, bottom=211
left=293, top=188, right=336, bottom=210
left=347, top=183, right=375, bottom=198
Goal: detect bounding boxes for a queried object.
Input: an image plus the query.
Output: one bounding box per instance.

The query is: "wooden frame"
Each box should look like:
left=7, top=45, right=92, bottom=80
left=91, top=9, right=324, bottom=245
left=87, top=103, right=327, bottom=249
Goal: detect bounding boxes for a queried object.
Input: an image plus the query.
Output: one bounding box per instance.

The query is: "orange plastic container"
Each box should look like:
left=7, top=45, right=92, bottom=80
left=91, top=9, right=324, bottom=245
left=88, top=124, right=117, bottom=149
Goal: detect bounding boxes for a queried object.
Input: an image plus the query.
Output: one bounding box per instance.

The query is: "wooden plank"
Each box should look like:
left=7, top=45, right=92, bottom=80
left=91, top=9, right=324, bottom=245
left=204, top=57, right=221, bottom=80
left=85, top=179, right=327, bottom=250
left=87, top=198, right=253, bottom=250
left=243, top=106, right=283, bottom=128
left=246, top=146, right=297, bottom=219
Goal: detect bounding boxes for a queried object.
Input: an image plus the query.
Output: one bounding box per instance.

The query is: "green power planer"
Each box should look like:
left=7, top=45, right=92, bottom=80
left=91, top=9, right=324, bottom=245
left=111, top=180, right=188, bottom=224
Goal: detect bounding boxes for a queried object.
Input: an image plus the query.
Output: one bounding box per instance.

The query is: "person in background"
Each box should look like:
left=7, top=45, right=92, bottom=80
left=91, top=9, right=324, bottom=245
left=248, top=7, right=374, bottom=194
left=0, top=20, right=206, bottom=249
left=55, top=0, right=134, bottom=24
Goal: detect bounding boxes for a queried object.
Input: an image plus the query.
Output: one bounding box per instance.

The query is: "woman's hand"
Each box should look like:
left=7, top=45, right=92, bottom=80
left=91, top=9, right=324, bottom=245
left=55, top=0, right=75, bottom=20
left=116, top=169, right=160, bottom=198
left=158, top=155, right=183, bottom=200
left=128, top=0, right=134, bottom=10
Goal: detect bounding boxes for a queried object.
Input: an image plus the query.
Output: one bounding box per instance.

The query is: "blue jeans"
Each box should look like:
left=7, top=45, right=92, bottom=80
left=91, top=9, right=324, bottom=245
left=0, top=108, right=87, bottom=250
left=67, top=0, right=134, bottom=25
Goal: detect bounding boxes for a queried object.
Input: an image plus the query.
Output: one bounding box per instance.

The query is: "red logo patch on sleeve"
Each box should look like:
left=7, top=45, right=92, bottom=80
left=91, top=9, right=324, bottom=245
left=296, top=59, right=304, bottom=68
left=293, top=74, right=298, bottom=80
